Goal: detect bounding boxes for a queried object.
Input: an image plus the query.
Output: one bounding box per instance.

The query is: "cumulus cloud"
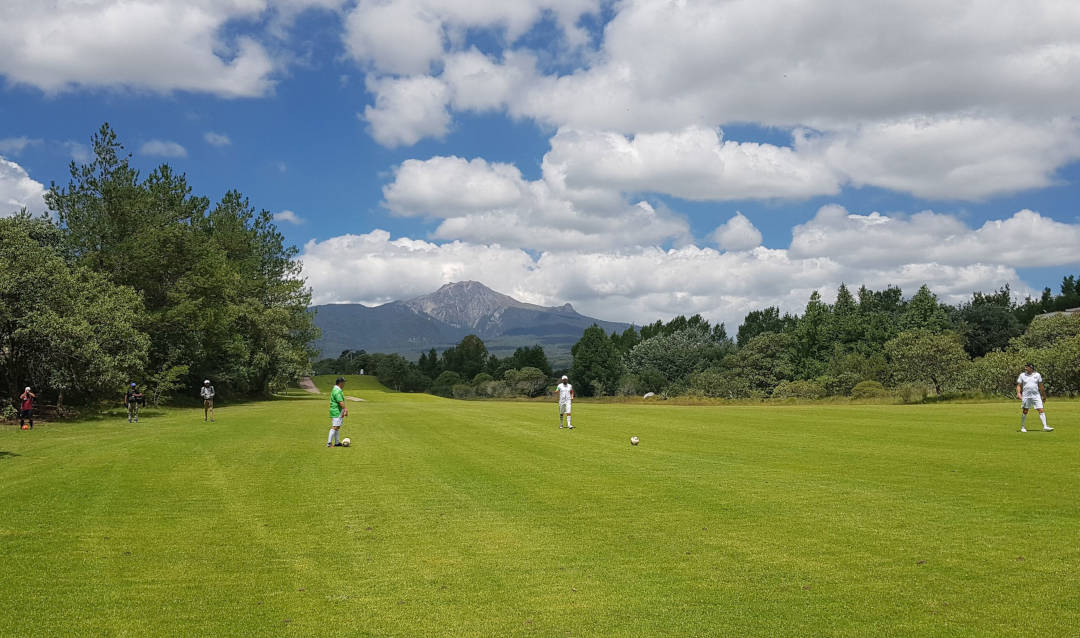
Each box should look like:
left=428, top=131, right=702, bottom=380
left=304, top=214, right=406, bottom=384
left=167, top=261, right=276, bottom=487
left=712, top=213, right=762, bottom=251
left=300, top=225, right=1038, bottom=329
left=273, top=209, right=304, bottom=224
left=790, top=205, right=1080, bottom=269
left=544, top=127, right=841, bottom=201
left=140, top=140, right=188, bottom=158
left=0, top=156, right=47, bottom=216
left=342, top=0, right=602, bottom=75
left=357, top=1, right=1080, bottom=200
left=362, top=75, right=451, bottom=147
left=204, top=132, right=232, bottom=147
left=381, top=155, right=691, bottom=250
left=0, top=0, right=280, bottom=97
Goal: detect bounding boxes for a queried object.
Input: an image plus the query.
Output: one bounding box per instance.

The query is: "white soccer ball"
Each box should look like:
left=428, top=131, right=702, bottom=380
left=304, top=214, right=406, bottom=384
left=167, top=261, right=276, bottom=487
left=630, top=436, right=639, bottom=446
left=341, top=438, right=351, bottom=447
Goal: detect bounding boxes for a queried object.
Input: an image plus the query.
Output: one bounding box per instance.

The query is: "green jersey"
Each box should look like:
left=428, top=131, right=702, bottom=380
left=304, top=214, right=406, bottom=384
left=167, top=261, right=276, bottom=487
left=330, top=385, right=345, bottom=418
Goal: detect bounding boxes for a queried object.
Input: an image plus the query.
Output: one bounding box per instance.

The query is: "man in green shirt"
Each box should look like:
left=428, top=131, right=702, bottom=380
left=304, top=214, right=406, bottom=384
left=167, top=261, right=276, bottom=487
left=327, top=376, right=347, bottom=447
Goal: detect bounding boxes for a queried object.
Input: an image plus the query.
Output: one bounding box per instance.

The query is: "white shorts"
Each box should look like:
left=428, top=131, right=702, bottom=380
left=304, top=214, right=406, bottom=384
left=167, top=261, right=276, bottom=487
left=331, top=416, right=343, bottom=427
left=1021, top=396, right=1044, bottom=410
left=559, top=401, right=572, bottom=415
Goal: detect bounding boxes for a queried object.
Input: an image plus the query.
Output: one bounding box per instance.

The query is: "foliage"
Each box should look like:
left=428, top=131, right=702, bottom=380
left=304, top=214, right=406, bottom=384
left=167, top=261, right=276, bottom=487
left=431, top=371, right=463, bottom=397
left=570, top=324, right=624, bottom=397
left=771, top=380, right=826, bottom=400
left=893, top=383, right=930, bottom=404
left=625, top=328, right=729, bottom=384
left=850, top=380, right=889, bottom=399
left=0, top=214, right=148, bottom=404
left=885, top=330, right=970, bottom=394
left=503, top=367, right=549, bottom=397
left=42, top=124, right=317, bottom=398
left=719, top=331, right=795, bottom=396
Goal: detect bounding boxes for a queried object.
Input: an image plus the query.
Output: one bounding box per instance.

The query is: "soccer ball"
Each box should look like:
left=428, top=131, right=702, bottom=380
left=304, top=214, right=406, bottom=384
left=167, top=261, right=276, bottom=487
left=341, top=438, right=351, bottom=447
left=630, top=436, right=639, bottom=446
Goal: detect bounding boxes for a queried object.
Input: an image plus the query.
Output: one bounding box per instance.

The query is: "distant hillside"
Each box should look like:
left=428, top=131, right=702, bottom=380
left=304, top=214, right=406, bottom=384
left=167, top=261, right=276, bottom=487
left=311, top=281, right=631, bottom=366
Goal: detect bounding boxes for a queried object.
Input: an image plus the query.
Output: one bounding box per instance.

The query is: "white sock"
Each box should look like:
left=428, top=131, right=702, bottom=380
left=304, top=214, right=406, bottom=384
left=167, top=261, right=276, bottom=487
left=1040, top=414, right=1048, bottom=428
left=567, top=415, right=572, bottom=427
left=1021, top=414, right=1027, bottom=427
left=328, top=429, right=336, bottom=445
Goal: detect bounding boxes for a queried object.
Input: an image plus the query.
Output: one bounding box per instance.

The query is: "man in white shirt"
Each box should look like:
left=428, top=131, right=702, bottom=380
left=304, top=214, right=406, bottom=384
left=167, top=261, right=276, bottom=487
left=555, top=375, right=574, bottom=430
left=1016, top=363, right=1052, bottom=433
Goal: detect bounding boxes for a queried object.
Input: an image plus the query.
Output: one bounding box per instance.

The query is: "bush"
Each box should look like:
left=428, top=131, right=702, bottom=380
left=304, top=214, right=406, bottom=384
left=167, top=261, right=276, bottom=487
left=820, top=372, right=861, bottom=397
left=894, top=383, right=929, bottom=404
left=431, top=371, right=462, bottom=397
left=685, top=370, right=752, bottom=398
left=851, top=380, right=889, bottom=399
left=1, top=404, right=17, bottom=422
left=471, top=372, right=493, bottom=385
left=451, top=384, right=475, bottom=399
left=771, top=380, right=826, bottom=400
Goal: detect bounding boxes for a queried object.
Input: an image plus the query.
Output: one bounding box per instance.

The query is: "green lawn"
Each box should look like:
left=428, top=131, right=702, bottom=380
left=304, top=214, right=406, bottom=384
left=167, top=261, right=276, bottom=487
left=2, top=377, right=1077, bottom=637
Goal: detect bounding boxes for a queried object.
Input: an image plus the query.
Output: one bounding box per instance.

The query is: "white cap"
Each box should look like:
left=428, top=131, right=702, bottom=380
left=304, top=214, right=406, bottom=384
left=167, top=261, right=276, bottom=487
left=25, top=387, right=31, bottom=392
left=561, top=375, right=568, bottom=380
left=204, top=379, right=210, bottom=384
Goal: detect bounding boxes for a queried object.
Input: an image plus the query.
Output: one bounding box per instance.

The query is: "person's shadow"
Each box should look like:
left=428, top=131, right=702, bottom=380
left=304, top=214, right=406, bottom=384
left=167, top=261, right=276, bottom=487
left=0, top=451, right=21, bottom=459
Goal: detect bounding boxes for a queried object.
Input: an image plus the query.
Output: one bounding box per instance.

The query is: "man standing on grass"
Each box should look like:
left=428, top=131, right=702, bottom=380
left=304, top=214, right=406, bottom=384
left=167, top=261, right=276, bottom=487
left=201, top=380, right=215, bottom=422
left=556, top=375, right=574, bottom=430
left=18, top=387, right=35, bottom=429
left=1017, top=363, right=1052, bottom=433
left=125, top=382, right=144, bottom=423
left=327, top=376, right=347, bottom=447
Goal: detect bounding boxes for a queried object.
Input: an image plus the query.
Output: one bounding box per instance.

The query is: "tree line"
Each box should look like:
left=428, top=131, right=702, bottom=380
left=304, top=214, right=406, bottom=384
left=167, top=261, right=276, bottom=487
left=568, top=281, right=1080, bottom=400
left=317, top=278, right=1079, bottom=403
left=1, top=124, right=317, bottom=410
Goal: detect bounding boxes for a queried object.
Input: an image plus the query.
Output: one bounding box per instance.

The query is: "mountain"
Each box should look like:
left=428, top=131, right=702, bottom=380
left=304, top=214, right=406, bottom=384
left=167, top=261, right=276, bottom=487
left=311, top=281, right=631, bottom=366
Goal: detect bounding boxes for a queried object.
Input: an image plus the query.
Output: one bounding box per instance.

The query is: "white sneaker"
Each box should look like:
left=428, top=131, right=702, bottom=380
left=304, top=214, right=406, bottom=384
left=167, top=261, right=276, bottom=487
left=1043, top=426, right=1054, bottom=432
left=1020, top=427, right=1026, bottom=432
left=567, top=425, right=574, bottom=430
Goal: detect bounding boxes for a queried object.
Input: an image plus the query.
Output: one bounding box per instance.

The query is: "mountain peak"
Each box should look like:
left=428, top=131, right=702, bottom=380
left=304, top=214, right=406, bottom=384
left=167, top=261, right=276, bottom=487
left=405, top=281, right=528, bottom=330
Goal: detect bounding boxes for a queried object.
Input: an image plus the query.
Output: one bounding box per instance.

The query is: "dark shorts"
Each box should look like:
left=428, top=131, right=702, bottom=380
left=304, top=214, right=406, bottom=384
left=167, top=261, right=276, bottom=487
left=20, top=409, right=33, bottom=419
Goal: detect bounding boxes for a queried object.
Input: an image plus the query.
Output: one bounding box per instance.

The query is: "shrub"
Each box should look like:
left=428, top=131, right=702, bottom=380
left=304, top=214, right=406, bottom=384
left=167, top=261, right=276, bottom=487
left=894, top=383, right=929, bottom=404
left=1, top=405, right=17, bottom=422
left=451, top=384, right=475, bottom=399
left=851, top=380, right=889, bottom=399
left=685, top=370, right=752, bottom=398
left=771, top=380, right=826, bottom=400
left=471, top=373, right=493, bottom=385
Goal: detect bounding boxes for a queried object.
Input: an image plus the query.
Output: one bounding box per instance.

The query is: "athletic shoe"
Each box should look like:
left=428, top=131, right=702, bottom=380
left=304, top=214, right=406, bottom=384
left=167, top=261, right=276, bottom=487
left=1021, top=427, right=1027, bottom=432
left=210, top=419, right=214, bottom=422
left=327, top=443, right=332, bottom=447
left=1044, top=426, right=1054, bottom=432
left=567, top=425, right=574, bottom=430
left=559, top=425, right=564, bottom=428
left=334, top=442, right=343, bottom=446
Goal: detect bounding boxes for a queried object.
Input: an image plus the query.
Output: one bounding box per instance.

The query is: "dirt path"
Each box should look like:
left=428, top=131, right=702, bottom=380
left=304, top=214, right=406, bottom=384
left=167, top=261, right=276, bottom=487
left=298, top=377, right=321, bottom=394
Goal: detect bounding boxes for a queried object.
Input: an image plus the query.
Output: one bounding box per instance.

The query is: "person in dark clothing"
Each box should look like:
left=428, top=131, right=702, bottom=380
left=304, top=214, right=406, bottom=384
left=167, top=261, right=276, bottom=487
left=125, top=383, right=145, bottom=423
left=18, top=387, right=35, bottom=429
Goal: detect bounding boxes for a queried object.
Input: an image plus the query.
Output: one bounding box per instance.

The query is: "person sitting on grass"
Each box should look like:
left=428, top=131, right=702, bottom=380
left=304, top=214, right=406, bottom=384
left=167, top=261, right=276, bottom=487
left=19, top=387, right=35, bottom=430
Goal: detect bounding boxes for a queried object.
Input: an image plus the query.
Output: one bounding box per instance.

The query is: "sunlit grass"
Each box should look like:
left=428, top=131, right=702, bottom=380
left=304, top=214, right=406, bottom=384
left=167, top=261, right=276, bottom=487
left=2, top=377, right=1077, bottom=636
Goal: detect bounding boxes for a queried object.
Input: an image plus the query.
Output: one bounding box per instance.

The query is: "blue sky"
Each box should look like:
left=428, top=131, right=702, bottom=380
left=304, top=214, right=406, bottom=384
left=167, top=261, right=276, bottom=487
left=2, top=0, right=1079, bottom=329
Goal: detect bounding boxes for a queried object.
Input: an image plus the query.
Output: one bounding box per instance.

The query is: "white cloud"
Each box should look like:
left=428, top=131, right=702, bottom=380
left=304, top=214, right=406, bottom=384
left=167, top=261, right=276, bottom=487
left=140, top=140, right=188, bottom=158
left=799, top=117, right=1080, bottom=200
left=204, top=132, right=232, bottom=147
left=0, top=1, right=278, bottom=97
left=712, top=213, right=762, bottom=251
left=790, top=205, right=1080, bottom=269
left=342, top=0, right=602, bottom=75
left=543, top=127, right=841, bottom=201
left=0, top=156, right=47, bottom=216
left=299, top=228, right=1035, bottom=329
left=362, top=75, right=451, bottom=147
left=366, top=0, right=1080, bottom=200
left=0, top=137, right=42, bottom=155
left=381, top=155, right=691, bottom=250
left=273, top=209, right=304, bottom=224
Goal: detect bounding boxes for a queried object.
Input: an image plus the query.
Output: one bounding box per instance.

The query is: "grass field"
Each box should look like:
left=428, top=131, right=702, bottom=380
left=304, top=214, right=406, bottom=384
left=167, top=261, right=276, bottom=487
left=2, top=376, right=1078, bottom=637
